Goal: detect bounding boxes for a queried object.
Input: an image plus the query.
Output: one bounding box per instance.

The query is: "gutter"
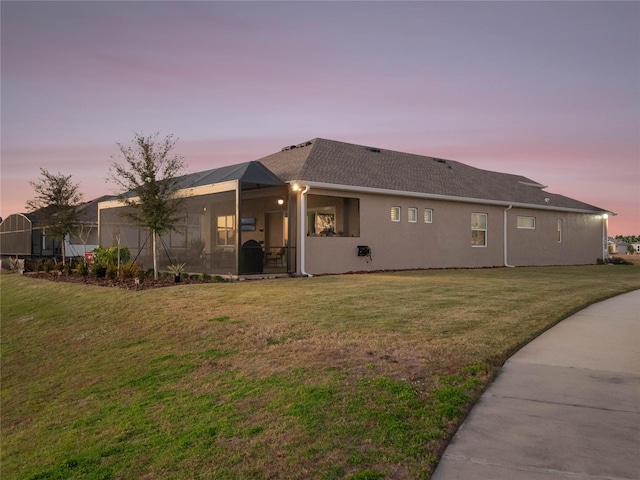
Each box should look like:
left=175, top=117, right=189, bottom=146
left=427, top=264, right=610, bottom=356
left=504, top=205, right=515, bottom=268
left=290, top=180, right=615, bottom=216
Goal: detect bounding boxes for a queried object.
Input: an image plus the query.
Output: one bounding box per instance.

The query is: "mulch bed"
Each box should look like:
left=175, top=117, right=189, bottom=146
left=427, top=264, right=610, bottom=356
left=24, top=272, right=204, bottom=290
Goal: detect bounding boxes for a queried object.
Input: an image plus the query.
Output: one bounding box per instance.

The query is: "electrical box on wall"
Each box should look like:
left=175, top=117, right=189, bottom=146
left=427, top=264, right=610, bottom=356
left=357, top=245, right=371, bottom=257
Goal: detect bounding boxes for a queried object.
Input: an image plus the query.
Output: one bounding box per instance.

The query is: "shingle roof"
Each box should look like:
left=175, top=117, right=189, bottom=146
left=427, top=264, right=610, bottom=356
left=76, top=195, right=117, bottom=224
left=257, top=138, right=608, bottom=213
left=176, top=161, right=284, bottom=189
left=22, top=195, right=117, bottom=225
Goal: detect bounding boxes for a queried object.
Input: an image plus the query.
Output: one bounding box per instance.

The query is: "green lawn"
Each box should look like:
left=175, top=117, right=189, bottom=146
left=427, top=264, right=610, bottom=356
left=2, top=265, right=639, bottom=479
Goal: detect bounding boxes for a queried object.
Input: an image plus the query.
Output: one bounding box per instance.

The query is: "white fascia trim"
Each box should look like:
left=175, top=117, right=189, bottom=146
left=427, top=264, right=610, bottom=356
left=287, top=180, right=615, bottom=216
left=98, top=198, right=129, bottom=210
left=518, top=180, right=548, bottom=189
left=98, top=180, right=238, bottom=211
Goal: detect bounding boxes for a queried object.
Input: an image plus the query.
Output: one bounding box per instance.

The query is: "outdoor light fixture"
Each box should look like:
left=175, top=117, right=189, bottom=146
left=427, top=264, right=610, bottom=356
left=277, top=198, right=285, bottom=206
left=602, top=214, right=609, bottom=219
left=292, top=184, right=300, bottom=191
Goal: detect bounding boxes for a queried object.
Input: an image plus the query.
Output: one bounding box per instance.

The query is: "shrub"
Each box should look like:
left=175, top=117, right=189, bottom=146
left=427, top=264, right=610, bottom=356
left=31, top=259, right=44, bottom=272
left=598, top=256, right=633, bottom=266
left=609, top=256, right=633, bottom=265
left=75, top=259, right=89, bottom=277
left=201, top=273, right=212, bottom=282
left=9, top=256, right=25, bottom=274
left=92, top=245, right=131, bottom=267
left=105, top=264, right=118, bottom=280
left=62, top=263, right=72, bottom=276
left=135, top=268, right=147, bottom=283
left=91, top=263, right=107, bottom=278
left=167, top=263, right=186, bottom=276
left=121, top=261, right=143, bottom=280
left=42, top=259, right=56, bottom=273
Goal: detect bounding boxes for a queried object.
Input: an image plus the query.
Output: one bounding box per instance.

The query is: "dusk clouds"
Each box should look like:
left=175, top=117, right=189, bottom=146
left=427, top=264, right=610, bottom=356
left=1, top=1, right=638, bottom=234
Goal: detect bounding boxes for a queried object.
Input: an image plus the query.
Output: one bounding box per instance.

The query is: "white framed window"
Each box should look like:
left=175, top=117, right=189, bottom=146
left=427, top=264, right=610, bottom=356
left=408, top=207, right=417, bottom=223
left=471, top=213, right=487, bottom=247
left=391, top=206, right=401, bottom=222
left=216, top=215, right=235, bottom=246
left=517, top=216, right=536, bottom=229
left=557, top=219, right=562, bottom=243
left=424, top=208, right=433, bottom=223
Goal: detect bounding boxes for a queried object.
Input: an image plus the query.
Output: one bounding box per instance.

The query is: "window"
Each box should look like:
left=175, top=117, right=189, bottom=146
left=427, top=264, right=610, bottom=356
left=471, top=213, right=487, bottom=247
left=217, top=215, right=235, bottom=246
left=391, top=206, right=401, bottom=222
left=557, top=219, right=562, bottom=243
left=408, top=207, right=417, bottom=223
left=424, top=208, right=433, bottom=223
left=517, top=216, right=536, bottom=229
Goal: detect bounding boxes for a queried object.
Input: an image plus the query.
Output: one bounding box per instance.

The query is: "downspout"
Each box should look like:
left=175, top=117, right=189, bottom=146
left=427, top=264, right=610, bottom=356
left=299, top=184, right=312, bottom=277
left=602, top=214, right=609, bottom=261
left=504, top=205, right=515, bottom=268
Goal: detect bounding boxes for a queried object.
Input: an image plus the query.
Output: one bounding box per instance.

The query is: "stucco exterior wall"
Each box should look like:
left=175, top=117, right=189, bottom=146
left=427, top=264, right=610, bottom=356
left=301, top=189, right=604, bottom=275
left=506, top=209, right=604, bottom=266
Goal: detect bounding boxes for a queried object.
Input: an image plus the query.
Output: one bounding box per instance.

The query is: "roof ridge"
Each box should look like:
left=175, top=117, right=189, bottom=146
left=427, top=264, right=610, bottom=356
left=298, top=138, right=320, bottom=179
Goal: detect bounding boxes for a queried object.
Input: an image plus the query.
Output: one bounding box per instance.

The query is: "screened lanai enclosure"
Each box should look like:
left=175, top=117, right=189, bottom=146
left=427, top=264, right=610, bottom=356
left=98, top=162, right=296, bottom=276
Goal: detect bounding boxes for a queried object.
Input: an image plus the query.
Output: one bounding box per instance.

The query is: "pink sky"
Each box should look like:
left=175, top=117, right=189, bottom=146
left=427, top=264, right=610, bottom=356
left=2, top=1, right=638, bottom=235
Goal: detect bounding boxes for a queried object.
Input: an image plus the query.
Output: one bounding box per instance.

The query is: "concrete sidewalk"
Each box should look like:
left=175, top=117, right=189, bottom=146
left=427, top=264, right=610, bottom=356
left=432, top=289, right=640, bottom=480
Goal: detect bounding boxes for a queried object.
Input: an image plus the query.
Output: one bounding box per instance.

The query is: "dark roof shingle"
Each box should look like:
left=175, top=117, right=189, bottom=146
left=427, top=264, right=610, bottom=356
left=258, top=138, right=607, bottom=213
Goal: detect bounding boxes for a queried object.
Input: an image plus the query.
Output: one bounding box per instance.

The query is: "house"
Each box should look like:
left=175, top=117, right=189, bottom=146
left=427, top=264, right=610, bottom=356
left=608, top=237, right=631, bottom=255
left=97, top=138, right=613, bottom=276
left=0, top=195, right=114, bottom=261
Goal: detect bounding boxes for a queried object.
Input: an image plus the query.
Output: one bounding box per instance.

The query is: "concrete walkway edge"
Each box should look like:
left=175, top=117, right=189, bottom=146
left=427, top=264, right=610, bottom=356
left=431, top=289, right=640, bottom=480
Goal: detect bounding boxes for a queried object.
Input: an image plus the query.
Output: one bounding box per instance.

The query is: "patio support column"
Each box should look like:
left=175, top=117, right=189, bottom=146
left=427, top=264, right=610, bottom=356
left=234, top=179, right=241, bottom=275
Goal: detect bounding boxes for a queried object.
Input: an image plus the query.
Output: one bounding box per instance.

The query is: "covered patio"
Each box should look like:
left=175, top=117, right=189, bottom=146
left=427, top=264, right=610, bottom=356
left=98, top=161, right=297, bottom=276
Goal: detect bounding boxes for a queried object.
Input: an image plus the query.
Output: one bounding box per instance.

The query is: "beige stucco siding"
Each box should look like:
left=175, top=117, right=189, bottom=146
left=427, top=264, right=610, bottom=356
left=304, top=191, right=505, bottom=274
left=507, top=209, right=604, bottom=266
left=302, top=189, right=605, bottom=275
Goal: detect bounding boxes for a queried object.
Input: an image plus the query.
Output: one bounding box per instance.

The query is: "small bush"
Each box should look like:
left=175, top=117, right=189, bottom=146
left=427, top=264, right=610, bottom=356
left=135, top=268, right=147, bottom=282
left=92, top=245, right=131, bottom=267
left=9, top=256, right=25, bottom=274
left=598, top=256, right=633, bottom=266
left=105, top=265, right=118, bottom=280
left=91, top=263, right=107, bottom=278
left=121, top=261, right=143, bottom=280
left=609, top=256, right=633, bottom=265
left=201, top=272, right=212, bottom=282
left=42, top=259, right=56, bottom=273
left=75, top=260, right=89, bottom=277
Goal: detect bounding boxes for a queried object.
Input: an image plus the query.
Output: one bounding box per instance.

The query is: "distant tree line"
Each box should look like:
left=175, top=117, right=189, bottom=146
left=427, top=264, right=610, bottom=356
left=615, top=235, right=640, bottom=243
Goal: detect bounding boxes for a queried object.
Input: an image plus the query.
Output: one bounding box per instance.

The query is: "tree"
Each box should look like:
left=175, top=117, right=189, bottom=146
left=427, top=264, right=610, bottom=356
left=26, top=169, right=83, bottom=266
left=108, top=133, right=187, bottom=279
